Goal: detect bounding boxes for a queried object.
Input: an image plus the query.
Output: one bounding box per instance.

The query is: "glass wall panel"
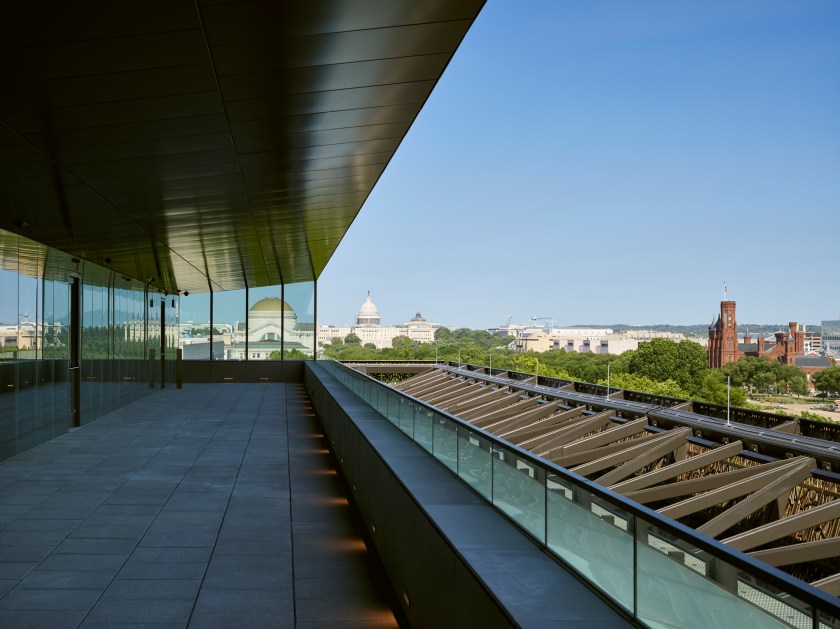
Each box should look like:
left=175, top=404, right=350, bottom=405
left=18, top=240, right=43, bottom=450
left=114, top=277, right=148, bottom=406
left=247, top=285, right=284, bottom=361
left=180, top=292, right=216, bottom=360
left=43, top=248, right=70, bottom=440
left=283, top=281, right=315, bottom=359
left=164, top=293, right=178, bottom=386
left=213, top=289, right=246, bottom=360
left=0, top=228, right=164, bottom=462
left=0, top=233, right=21, bottom=460
left=146, top=290, right=160, bottom=385
left=81, top=264, right=111, bottom=424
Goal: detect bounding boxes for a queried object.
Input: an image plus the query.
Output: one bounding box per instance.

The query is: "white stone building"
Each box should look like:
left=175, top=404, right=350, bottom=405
left=228, top=297, right=314, bottom=359
left=317, top=293, right=440, bottom=350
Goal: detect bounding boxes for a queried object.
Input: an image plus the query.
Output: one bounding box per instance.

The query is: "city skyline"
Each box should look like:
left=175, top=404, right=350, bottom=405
left=318, top=0, right=840, bottom=329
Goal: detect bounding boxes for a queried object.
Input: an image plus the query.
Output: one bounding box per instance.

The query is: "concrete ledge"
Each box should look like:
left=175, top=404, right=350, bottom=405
left=305, top=363, right=634, bottom=629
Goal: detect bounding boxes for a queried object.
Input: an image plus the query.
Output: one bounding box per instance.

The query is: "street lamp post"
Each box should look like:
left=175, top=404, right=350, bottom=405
left=607, top=362, right=611, bottom=398
left=727, top=376, right=732, bottom=427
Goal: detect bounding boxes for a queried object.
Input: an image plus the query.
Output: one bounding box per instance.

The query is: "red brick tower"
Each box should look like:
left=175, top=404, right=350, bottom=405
left=708, top=300, right=739, bottom=368
left=720, top=301, right=738, bottom=365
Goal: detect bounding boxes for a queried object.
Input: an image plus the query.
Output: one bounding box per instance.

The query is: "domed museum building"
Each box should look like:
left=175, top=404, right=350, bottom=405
left=230, top=297, right=314, bottom=359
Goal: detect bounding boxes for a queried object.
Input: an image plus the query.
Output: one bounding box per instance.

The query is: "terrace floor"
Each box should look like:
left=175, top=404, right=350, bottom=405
left=0, top=383, right=402, bottom=628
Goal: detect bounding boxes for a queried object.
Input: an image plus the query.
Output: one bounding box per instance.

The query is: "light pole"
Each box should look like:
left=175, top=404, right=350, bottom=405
left=726, top=376, right=732, bottom=427
left=607, top=361, right=611, bottom=398
left=458, top=349, right=461, bottom=370
left=535, top=358, right=539, bottom=386
left=489, top=351, right=492, bottom=376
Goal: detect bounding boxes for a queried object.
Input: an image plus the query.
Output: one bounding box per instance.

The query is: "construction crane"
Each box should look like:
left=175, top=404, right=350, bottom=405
left=531, top=316, right=553, bottom=330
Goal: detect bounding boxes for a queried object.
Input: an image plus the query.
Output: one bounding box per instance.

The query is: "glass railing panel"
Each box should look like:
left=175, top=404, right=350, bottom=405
left=636, top=521, right=810, bottom=629
left=457, top=425, right=492, bottom=500
left=414, top=406, right=434, bottom=454
left=432, top=413, right=457, bottom=473
left=546, top=473, right=634, bottom=612
left=375, top=381, right=387, bottom=417
left=398, top=397, right=414, bottom=437
left=492, top=448, right=546, bottom=543
left=384, top=387, right=399, bottom=426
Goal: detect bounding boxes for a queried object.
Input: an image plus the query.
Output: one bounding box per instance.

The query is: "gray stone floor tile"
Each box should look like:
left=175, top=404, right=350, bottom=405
left=128, top=547, right=211, bottom=564
left=38, top=553, right=128, bottom=572
left=187, top=610, right=295, bottom=628
left=0, top=579, right=16, bottom=597
left=84, top=599, right=194, bottom=624
left=201, top=569, right=293, bottom=590
left=0, top=587, right=102, bottom=611
left=116, top=561, right=207, bottom=581
left=53, top=537, right=139, bottom=555
left=0, top=609, right=88, bottom=629
left=17, top=570, right=115, bottom=590
left=0, top=562, right=36, bottom=580
left=193, top=588, right=294, bottom=613
left=100, top=579, right=201, bottom=601
left=0, top=384, right=401, bottom=628
left=0, top=545, right=53, bottom=563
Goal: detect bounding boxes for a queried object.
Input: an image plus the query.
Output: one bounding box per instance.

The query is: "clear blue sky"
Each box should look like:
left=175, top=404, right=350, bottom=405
left=318, top=0, right=840, bottom=329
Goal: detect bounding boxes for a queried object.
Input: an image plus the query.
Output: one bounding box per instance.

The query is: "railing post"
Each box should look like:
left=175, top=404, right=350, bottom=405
left=176, top=348, right=183, bottom=389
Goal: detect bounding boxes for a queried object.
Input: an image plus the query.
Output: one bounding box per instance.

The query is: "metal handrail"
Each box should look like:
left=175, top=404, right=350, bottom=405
left=319, top=356, right=840, bottom=623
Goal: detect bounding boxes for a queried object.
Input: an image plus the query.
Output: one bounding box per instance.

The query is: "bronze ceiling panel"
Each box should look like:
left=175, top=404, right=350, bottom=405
left=0, top=0, right=484, bottom=292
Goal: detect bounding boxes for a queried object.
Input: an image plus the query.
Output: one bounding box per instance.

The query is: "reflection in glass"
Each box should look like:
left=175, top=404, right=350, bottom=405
left=179, top=292, right=217, bottom=360
left=636, top=522, right=802, bottom=629
left=283, top=281, right=315, bottom=359
left=213, top=289, right=246, bottom=360
left=433, top=415, right=457, bottom=472
left=546, top=475, right=634, bottom=612
left=247, top=286, right=289, bottom=361
left=457, top=426, right=492, bottom=500
left=492, top=449, right=545, bottom=542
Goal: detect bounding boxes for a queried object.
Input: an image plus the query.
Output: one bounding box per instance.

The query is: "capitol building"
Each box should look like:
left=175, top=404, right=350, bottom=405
left=317, top=292, right=439, bottom=349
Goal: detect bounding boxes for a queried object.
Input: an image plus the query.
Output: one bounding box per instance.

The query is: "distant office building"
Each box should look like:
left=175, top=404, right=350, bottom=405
left=798, top=323, right=822, bottom=354
left=822, top=318, right=840, bottom=359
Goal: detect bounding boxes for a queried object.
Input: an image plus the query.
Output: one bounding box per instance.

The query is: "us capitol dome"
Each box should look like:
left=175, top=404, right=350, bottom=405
left=356, top=291, right=381, bottom=327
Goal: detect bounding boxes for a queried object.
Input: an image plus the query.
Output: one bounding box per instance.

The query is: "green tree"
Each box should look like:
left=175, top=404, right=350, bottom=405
left=773, top=364, right=808, bottom=396
left=625, top=339, right=709, bottom=395
left=813, top=366, right=840, bottom=395
left=598, top=373, right=690, bottom=399
left=344, top=332, right=361, bottom=345
left=724, top=356, right=777, bottom=395
left=700, top=369, right=747, bottom=406
left=363, top=343, right=376, bottom=350
left=330, top=337, right=343, bottom=346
